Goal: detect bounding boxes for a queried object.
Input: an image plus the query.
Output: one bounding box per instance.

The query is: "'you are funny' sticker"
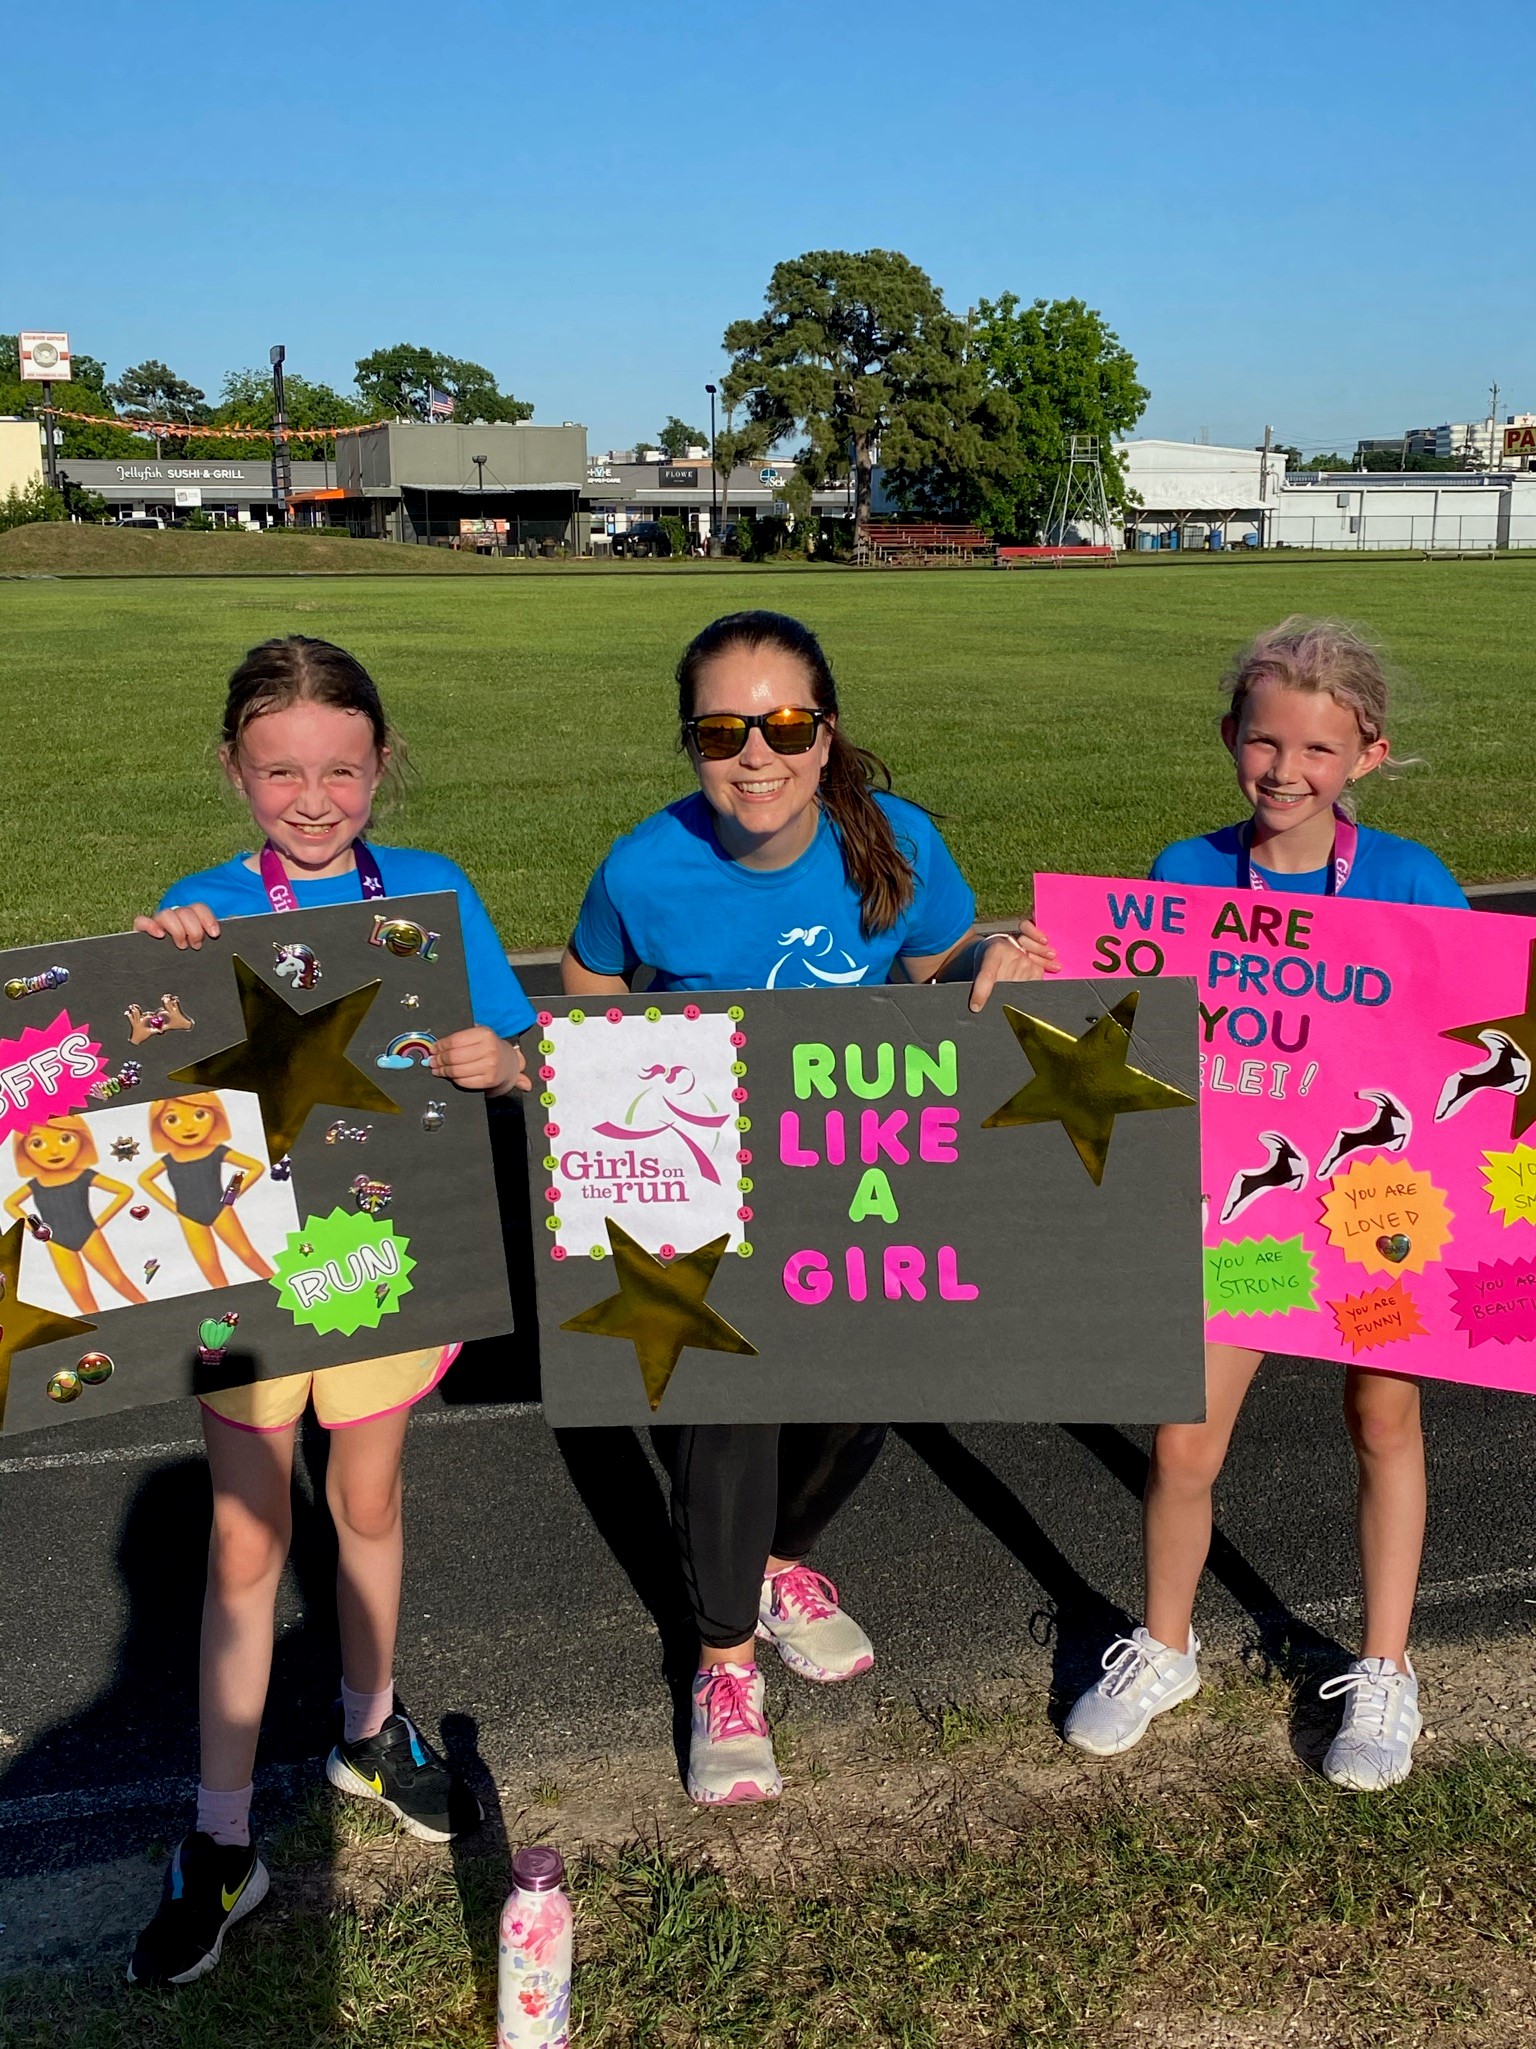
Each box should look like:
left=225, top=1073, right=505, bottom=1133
left=271, top=1209, right=415, bottom=1336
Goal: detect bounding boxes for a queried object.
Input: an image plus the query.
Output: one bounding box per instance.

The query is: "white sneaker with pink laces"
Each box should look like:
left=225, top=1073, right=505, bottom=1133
left=687, top=1662, right=782, bottom=1806
left=757, top=1565, right=875, bottom=1683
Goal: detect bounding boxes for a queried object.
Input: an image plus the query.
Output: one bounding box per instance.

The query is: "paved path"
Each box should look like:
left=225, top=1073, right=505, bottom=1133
left=4, top=1355, right=1536, bottom=1880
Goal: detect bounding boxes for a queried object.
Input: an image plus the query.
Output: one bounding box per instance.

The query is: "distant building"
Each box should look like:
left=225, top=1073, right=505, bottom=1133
left=1115, top=438, right=1286, bottom=550
left=332, top=420, right=587, bottom=548
left=59, top=455, right=331, bottom=525
left=1355, top=416, right=1535, bottom=470
left=584, top=455, right=849, bottom=549
left=0, top=417, right=44, bottom=498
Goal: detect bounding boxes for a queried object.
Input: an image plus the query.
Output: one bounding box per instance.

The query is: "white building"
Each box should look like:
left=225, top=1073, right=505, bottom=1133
left=1112, top=437, right=1536, bottom=552
left=1271, top=469, right=1536, bottom=551
left=0, top=417, right=44, bottom=499
left=1114, top=438, right=1286, bottom=550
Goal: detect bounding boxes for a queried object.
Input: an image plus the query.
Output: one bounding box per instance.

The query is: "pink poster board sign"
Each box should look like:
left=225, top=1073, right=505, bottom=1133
left=1032, top=873, right=1536, bottom=1393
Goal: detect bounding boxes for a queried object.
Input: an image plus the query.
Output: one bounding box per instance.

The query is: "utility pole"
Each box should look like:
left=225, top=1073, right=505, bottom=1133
left=1258, top=424, right=1272, bottom=548
left=269, top=345, right=291, bottom=526
left=705, top=382, right=718, bottom=550
left=1488, top=380, right=1501, bottom=469
left=41, top=381, right=58, bottom=489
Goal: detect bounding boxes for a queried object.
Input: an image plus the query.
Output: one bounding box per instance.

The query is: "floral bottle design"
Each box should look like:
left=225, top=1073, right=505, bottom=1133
left=497, top=1845, right=573, bottom=2049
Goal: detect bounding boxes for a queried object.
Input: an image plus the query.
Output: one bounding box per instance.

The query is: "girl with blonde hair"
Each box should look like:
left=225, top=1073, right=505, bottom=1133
left=1065, top=618, right=1465, bottom=1793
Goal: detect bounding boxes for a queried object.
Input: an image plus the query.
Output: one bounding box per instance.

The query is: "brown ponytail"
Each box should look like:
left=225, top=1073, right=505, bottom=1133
left=676, top=611, right=917, bottom=936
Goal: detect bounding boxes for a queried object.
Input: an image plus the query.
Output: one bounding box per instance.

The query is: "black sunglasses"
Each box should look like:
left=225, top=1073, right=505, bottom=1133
left=683, top=707, right=831, bottom=760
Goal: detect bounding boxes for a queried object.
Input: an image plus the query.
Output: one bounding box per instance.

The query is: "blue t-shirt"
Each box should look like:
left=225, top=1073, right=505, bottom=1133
left=159, top=843, right=536, bottom=1038
left=1151, top=823, right=1467, bottom=908
left=572, top=791, right=976, bottom=992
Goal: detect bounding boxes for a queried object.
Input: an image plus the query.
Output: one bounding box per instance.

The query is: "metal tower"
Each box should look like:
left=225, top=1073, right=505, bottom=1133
left=1045, top=435, right=1117, bottom=551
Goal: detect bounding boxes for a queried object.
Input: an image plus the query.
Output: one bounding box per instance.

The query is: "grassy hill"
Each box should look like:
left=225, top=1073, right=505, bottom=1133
left=0, top=523, right=517, bottom=575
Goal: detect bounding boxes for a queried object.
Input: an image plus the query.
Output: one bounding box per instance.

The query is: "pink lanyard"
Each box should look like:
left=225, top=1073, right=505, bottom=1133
left=257, top=840, right=386, bottom=913
left=1237, top=805, right=1357, bottom=896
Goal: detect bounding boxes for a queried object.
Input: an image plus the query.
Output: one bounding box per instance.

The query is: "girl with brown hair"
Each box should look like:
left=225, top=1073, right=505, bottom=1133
left=564, top=608, right=1053, bottom=1806
left=126, top=635, right=535, bottom=1987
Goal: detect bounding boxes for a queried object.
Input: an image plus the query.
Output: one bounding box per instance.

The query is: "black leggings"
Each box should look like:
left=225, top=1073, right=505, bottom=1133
left=651, top=1423, right=889, bottom=1649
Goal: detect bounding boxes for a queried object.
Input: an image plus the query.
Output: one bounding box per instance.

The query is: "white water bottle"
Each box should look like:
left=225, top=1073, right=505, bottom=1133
left=497, top=1846, right=573, bottom=2048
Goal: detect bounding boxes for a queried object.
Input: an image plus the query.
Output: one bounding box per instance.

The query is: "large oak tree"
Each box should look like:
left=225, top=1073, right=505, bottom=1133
left=721, top=249, right=1012, bottom=542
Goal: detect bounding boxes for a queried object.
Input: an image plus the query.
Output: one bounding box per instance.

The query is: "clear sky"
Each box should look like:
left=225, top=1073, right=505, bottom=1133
left=5, top=0, right=1531, bottom=457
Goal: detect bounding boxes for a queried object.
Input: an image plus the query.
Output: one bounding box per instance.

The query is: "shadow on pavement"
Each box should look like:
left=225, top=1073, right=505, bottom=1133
left=900, top=1419, right=1349, bottom=1759
left=0, top=1413, right=345, bottom=1881
left=552, top=1427, right=696, bottom=1778
left=895, top=1423, right=1135, bottom=1718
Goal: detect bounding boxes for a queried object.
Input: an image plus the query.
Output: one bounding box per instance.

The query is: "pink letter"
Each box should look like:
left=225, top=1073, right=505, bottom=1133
left=937, top=1246, right=979, bottom=1301
left=779, top=1112, right=819, bottom=1168
left=882, top=1245, right=927, bottom=1301
left=861, top=1109, right=910, bottom=1165
left=825, top=1111, right=846, bottom=1166
left=783, top=1250, right=833, bottom=1305
left=919, top=1108, right=960, bottom=1162
left=845, top=1245, right=868, bottom=1302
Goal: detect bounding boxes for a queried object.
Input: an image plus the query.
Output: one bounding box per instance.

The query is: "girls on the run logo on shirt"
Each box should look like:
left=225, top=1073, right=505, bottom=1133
left=767, top=925, right=869, bottom=990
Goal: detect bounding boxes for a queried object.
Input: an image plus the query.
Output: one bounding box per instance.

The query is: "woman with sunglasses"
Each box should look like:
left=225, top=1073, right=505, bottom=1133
left=562, top=609, right=1054, bottom=1805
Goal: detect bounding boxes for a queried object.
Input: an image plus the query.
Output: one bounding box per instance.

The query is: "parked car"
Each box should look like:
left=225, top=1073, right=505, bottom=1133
left=113, top=514, right=166, bottom=530
left=611, top=521, right=672, bottom=559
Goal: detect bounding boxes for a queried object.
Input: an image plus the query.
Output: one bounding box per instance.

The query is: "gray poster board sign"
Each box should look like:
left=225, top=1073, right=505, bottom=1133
left=525, top=980, right=1206, bottom=1425
left=0, top=893, right=511, bottom=1435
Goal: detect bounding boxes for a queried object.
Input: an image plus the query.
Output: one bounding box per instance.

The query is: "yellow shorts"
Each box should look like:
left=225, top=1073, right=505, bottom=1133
left=199, top=1344, right=459, bottom=1433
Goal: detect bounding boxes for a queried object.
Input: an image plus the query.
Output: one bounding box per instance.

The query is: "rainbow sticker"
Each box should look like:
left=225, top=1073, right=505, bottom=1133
left=376, top=1031, right=438, bottom=1070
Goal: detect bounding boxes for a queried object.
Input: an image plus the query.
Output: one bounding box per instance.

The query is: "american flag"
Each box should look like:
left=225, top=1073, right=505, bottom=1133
left=426, top=387, right=456, bottom=419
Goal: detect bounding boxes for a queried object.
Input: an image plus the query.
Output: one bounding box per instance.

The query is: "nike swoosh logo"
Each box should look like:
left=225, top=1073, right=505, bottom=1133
left=361, top=1769, right=383, bottom=1794
left=222, top=1876, right=248, bottom=1912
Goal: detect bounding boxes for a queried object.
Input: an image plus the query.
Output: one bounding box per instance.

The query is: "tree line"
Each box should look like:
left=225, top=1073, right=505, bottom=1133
left=5, top=253, right=1149, bottom=542
left=0, top=340, right=531, bottom=463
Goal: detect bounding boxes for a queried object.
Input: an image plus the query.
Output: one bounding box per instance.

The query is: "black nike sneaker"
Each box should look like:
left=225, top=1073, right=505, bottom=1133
left=324, top=1709, right=482, bottom=1842
left=127, top=1831, right=269, bottom=1986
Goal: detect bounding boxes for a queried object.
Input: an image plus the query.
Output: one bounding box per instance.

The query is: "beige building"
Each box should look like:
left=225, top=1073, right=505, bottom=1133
left=0, top=417, right=44, bottom=498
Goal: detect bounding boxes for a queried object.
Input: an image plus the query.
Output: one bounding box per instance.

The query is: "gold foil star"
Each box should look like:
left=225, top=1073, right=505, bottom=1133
left=561, top=1219, right=758, bottom=1411
left=1443, top=938, right=1536, bottom=1142
left=0, top=1219, right=97, bottom=1430
left=982, top=990, right=1195, bottom=1184
left=168, top=956, right=399, bottom=1162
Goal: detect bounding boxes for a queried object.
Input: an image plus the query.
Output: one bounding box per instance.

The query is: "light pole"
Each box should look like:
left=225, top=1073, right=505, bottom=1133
left=269, top=345, right=291, bottom=527
left=705, top=383, right=718, bottom=553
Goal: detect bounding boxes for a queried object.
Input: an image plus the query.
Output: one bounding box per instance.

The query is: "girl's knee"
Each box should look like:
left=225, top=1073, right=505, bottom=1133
left=1344, top=1375, right=1422, bottom=1463
left=1151, top=1422, right=1230, bottom=1493
left=329, top=1470, right=402, bottom=1544
left=208, top=1508, right=288, bottom=1598
left=1346, top=1400, right=1423, bottom=1464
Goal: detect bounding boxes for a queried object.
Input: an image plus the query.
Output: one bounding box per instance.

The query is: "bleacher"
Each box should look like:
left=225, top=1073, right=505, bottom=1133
left=859, top=523, right=994, bottom=565
left=995, top=544, right=1116, bottom=569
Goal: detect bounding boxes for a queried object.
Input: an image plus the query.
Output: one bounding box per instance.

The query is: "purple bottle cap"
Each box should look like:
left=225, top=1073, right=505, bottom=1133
left=512, top=1845, right=565, bottom=1893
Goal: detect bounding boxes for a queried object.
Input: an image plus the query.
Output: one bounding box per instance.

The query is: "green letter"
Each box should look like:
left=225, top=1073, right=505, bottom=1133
left=904, top=1040, right=957, bottom=1098
left=793, top=1043, right=837, bottom=1100
left=844, top=1042, right=895, bottom=1099
left=848, top=1167, right=900, bottom=1223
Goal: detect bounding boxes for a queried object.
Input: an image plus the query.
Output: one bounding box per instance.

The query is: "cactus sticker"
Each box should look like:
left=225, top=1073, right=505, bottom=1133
left=270, top=1208, right=415, bottom=1336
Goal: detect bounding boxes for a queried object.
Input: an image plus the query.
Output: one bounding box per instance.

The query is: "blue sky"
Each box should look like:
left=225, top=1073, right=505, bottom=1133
left=5, top=1, right=1531, bottom=457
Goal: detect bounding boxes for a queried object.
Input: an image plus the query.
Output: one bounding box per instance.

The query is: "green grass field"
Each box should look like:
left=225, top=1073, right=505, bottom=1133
left=3, top=558, right=1534, bottom=948
left=5, top=1742, right=1534, bottom=2046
